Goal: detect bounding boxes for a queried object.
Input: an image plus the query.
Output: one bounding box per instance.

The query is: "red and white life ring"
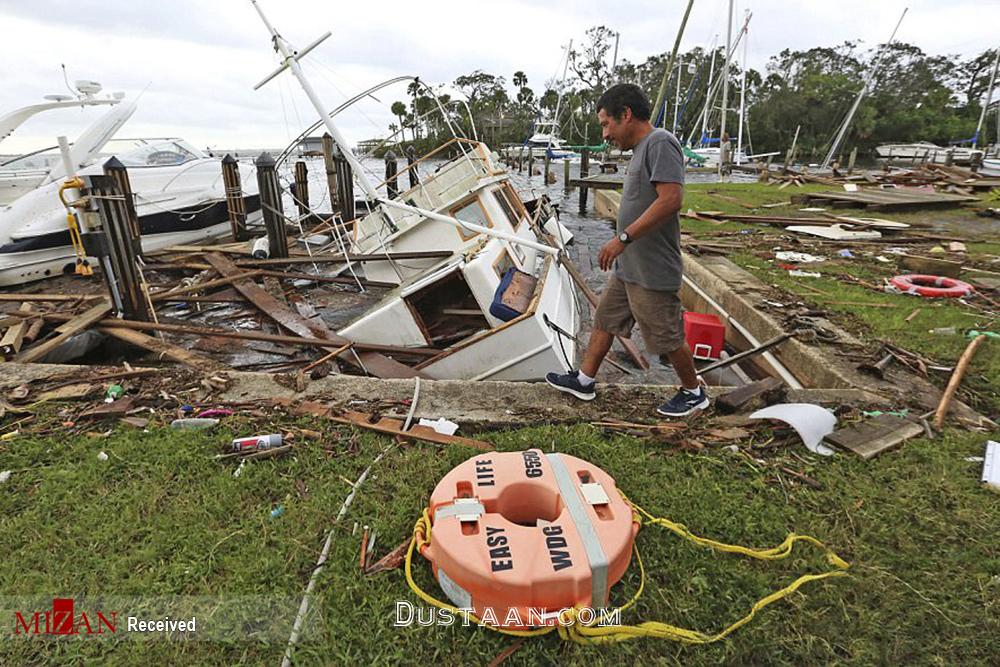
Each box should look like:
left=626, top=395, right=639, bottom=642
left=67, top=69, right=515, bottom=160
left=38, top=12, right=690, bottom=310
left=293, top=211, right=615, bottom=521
left=888, top=274, right=973, bottom=298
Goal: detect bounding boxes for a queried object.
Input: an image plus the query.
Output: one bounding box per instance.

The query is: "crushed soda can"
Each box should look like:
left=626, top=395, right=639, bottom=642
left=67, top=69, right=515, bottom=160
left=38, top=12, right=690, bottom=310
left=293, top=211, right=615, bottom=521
left=230, top=434, right=282, bottom=452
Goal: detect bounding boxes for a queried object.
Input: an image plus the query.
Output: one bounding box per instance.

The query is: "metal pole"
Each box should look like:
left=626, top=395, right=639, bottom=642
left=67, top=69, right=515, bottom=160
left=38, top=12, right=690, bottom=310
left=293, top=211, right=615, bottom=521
left=699, top=35, right=718, bottom=145
left=822, top=8, right=907, bottom=169
left=673, top=57, right=683, bottom=134
left=718, top=0, right=734, bottom=178
left=736, top=10, right=748, bottom=165
left=973, top=47, right=1000, bottom=149
left=249, top=0, right=378, bottom=202
left=652, top=0, right=696, bottom=128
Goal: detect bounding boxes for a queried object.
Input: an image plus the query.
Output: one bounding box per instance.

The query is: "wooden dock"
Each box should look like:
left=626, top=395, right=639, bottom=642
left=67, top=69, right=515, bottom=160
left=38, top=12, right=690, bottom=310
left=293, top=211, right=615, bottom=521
left=792, top=188, right=978, bottom=210
left=568, top=173, right=625, bottom=190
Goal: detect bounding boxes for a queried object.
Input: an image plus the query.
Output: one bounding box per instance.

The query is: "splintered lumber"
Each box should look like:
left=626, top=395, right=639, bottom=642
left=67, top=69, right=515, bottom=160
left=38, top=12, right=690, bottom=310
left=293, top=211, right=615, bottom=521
left=795, top=188, right=977, bottom=210
left=825, top=414, right=925, bottom=459
left=14, top=302, right=112, bottom=364
left=332, top=410, right=493, bottom=451
left=203, top=253, right=422, bottom=379
left=148, top=270, right=264, bottom=302
left=0, top=303, right=33, bottom=357
left=101, top=327, right=227, bottom=372
left=934, top=334, right=988, bottom=429
left=39, top=314, right=441, bottom=357
left=0, top=293, right=107, bottom=303
left=715, top=377, right=785, bottom=414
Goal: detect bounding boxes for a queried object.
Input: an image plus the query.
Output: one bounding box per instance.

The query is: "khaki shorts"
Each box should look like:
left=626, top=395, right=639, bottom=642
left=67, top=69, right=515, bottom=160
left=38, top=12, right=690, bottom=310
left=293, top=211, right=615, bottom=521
left=593, top=275, right=685, bottom=355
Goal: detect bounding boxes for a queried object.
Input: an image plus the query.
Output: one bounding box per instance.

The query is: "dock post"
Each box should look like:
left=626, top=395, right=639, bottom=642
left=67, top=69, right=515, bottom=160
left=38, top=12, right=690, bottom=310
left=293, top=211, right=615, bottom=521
left=221, top=154, right=249, bottom=241
left=333, top=144, right=355, bottom=221
left=255, top=152, right=288, bottom=258
left=77, top=160, right=150, bottom=320
left=405, top=145, right=420, bottom=188
left=384, top=149, right=399, bottom=199
left=543, top=153, right=551, bottom=183
left=847, top=147, right=858, bottom=174
left=103, top=155, right=142, bottom=258
left=563, top=158, right=571, bottom=190
left=321, top=133, right=340, bottom=218
left=517, top=146, right=524, bottom=173
left=294, top=159, right=310, bottom=219
left=578, top=148, right=590, bottom=214
left=527, top=150, right=534, bottom=177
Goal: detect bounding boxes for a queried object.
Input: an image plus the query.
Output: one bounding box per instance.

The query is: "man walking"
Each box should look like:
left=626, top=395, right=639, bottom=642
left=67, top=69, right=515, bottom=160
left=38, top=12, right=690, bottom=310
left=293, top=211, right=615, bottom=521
left=545, top=83, right=709, bottom=417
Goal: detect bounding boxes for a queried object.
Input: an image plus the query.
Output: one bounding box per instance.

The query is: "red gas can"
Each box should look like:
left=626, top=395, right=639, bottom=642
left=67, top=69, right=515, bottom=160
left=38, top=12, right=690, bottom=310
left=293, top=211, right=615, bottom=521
left=683, top=312, right=725, bottom=360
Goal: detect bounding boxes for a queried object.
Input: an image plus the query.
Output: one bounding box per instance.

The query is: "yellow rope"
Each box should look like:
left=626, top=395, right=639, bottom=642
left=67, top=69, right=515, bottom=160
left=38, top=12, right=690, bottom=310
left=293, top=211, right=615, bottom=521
left=405, top=495, right=850, bottom=645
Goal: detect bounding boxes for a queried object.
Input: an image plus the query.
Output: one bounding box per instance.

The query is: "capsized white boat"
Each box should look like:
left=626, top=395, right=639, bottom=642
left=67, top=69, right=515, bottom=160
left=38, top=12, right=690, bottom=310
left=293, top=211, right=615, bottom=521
left=0, top=138, right=261, bottom=286
left=875, top=142, right=983, bottom=165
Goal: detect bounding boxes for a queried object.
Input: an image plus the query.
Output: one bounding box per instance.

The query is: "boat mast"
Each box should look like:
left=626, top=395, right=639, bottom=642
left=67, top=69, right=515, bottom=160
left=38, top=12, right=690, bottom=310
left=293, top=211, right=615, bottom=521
left=550, top=40, right=572, bottom=148
left=973, top=47, right=1000, bottom=149
left=736, top=9, right=749, bottom=165
left=699, top=35, right=718, bottom=145
left=718, top=0, right=734, bottom=177
left=652, top=0, right=696, bottom=129
left=821, top=8, right=907, bottom=170
left=249, top=0, right=379, bottom=202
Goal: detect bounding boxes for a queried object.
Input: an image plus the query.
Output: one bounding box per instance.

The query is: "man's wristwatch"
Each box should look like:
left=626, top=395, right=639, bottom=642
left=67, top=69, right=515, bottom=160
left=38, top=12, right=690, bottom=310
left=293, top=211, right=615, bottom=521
left=618, top=231, right=632, bottom=244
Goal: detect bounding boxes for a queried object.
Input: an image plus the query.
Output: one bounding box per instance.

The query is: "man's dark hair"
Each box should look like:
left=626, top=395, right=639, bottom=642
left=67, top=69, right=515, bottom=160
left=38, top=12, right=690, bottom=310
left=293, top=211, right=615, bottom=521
left=596, top=83, right=651, bottom=121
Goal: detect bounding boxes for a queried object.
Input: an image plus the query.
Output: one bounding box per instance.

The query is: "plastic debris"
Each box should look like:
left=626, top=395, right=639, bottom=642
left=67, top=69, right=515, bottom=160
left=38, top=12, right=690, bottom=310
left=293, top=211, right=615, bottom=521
left=838, top=249, right=854, bottom=258
left=270, top=505, right=285, bottom=519
left=775, top=251, right=825, bottom=264
left=983, top=441, right=1000, bottom=492
left=171, top=418, right=220, bottom=430
left=104, top=385, right=124, bottom=403
left=97, top=451, right=109, bottom=461
left=929, top=327, right=958, bottom=336
left=0, top=470, right=11, bottom=484
left=788, top=270, right=821, bottom=278
left=417, top=417, right=460, bottom=436
left=949, top=241, right=967, bottom=253
left=749, top=404, right=837, bottom=456
left=196, top=409, right=234, bottom=419
left=231, top=434, right=283, bottom=452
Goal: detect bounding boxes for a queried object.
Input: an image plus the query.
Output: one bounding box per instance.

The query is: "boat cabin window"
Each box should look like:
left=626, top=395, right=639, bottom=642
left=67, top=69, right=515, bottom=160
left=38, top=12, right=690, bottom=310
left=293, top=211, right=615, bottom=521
left=404, top=271, right=491, bottom=347
left=449, top=196, right=493, bottom=241
left=115, top=140, right=201, bottom=167
left=492, top=187, right=523, bottom=230
left=493, top=249, right=517, bottom=279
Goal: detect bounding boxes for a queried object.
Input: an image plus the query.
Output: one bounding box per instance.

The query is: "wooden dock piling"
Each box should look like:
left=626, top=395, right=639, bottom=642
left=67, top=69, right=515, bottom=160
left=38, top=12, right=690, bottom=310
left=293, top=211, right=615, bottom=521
left=294, top=160, right=310, bottom=219
left=578, top=148, right=590, bottom=214
left=321, top=133, right=340, bottom=218
left=405, top=145, right=420, bottom=188
left=384, top=150, right=399, bottom=199
left=563, top=158, right=571, bottom=189
left=255, top=152, right=289, bottom=258
left=78, top=159, right=150, bottom=320
left=221, top=154, right=249, bottom=241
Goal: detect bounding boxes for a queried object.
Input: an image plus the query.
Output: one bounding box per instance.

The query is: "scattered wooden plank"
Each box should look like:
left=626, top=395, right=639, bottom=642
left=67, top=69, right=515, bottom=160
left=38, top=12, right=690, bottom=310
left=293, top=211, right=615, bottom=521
left=0, top=303, right=33, bottom=357
left=715, top=377, right=785, bottom=414
left=332, top=410, right=494, bottom=451
left=101, top=327, right=227, bottom=372
left=14, top=302, right=111, bottom=364
left=204, top=254, right=422, bottom=379
left=149, top=270, right=263, bottom=302
left=824, top=414, right=924, bottom=460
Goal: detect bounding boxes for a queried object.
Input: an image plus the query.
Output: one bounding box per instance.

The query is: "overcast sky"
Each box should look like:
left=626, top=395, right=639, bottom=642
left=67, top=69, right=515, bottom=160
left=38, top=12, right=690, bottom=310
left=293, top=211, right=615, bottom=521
left=1, top=0, right=997, bottom=154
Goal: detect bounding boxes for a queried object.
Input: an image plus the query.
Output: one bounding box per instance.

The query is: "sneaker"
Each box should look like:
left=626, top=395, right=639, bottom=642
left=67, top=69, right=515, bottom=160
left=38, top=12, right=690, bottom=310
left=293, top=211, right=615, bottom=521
left=545, top=370, right=596, bottom=401
left=656, top=387, right=710, bottom=417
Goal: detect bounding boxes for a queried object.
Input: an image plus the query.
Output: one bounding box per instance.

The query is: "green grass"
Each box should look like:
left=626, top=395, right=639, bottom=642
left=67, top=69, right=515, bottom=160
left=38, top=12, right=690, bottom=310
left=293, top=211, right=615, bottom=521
left=681, top=183, right=1000, bottom=414
left=1, top=415, right=998, bottom=665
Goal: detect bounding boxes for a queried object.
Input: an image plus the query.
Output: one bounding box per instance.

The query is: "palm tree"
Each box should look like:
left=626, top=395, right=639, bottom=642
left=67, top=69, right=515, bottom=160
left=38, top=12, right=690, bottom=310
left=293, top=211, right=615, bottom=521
left=391, top=101, right=408, bottom=141
left=513, top=71, right=528, bottom=88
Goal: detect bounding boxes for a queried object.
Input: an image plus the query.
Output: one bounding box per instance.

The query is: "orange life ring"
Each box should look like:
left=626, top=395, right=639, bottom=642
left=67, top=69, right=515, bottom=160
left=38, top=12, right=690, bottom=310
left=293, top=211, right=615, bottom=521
left=418, top=449, right=639, bottom=629
left=888, top=274, right=973, bottom=298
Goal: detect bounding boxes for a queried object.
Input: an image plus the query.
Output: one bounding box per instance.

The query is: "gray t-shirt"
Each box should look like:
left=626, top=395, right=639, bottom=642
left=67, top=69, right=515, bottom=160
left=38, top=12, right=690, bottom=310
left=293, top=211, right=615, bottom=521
left=614, top=128, right=685, bottom=291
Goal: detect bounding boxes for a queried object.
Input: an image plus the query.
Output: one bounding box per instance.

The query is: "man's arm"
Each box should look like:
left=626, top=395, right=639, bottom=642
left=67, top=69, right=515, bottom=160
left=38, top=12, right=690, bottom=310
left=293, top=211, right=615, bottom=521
left=598, top=182, right=683, bottom=271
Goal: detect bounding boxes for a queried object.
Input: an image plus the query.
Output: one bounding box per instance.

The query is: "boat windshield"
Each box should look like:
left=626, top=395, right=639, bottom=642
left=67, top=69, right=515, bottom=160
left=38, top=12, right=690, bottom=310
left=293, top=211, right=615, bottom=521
left=0, top=147, right=63, bottom=171
left=108, top=138, right=205, bottom=167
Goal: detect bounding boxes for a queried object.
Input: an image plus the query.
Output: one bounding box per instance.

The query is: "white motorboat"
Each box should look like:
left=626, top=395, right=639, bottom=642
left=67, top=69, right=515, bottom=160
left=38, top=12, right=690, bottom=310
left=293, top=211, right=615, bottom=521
left=0, top=137, right=261, bottom=286
left=875, top=142, right=983, bottom=165
left=690, top=145, right=748, bottom=166
left=0, top=82, right=136, bottom=205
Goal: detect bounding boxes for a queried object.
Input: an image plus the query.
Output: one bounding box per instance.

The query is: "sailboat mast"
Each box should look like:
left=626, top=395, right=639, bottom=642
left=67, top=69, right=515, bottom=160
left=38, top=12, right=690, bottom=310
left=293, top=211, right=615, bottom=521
left=550, top=40, right=572, bottom=147
left=736, top=9, right=748, bottom=165
left=973, top=47, right=1000, bottom=149
left=821, top=7, right=907, bottom=170
left=249, top=0, right=379, bottom=202
left=718, top=0, right=734, bottom=177
left=699, top=35, right=718, bottom=145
